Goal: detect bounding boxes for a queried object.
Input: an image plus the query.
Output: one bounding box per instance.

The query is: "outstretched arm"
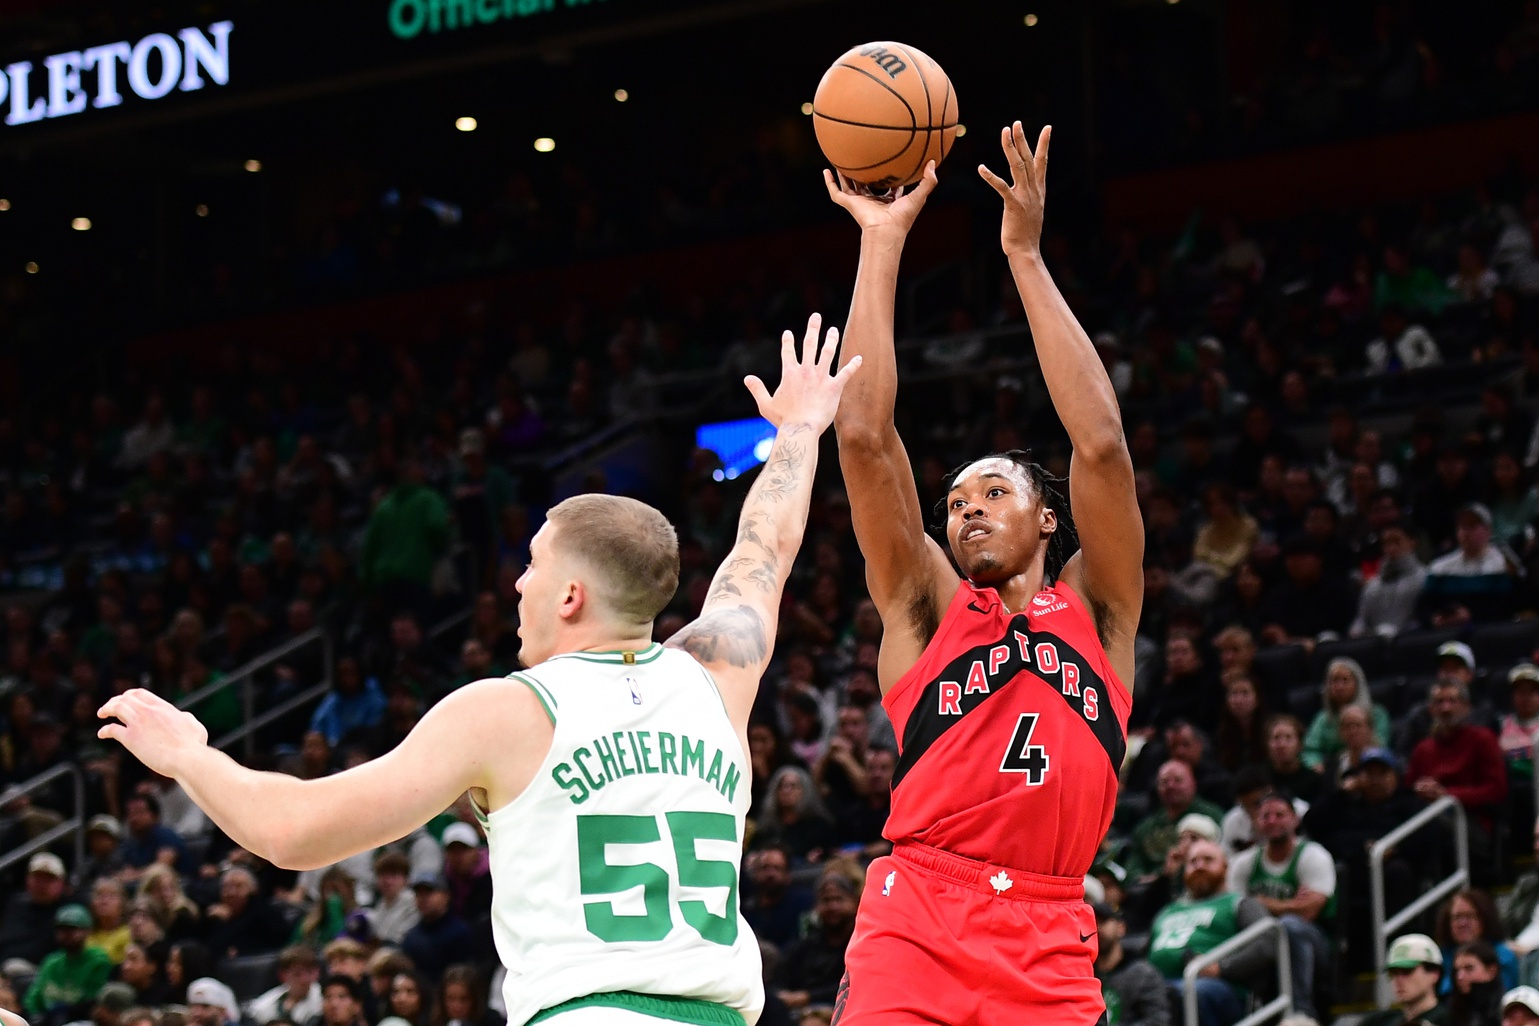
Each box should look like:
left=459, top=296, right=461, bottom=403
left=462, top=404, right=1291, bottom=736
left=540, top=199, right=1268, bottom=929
left=668, top=314, right=861, bottom=725
left=824, top=168, right=959, bottom=679
left=980, top=124, right=1143, bottom=674
left=99, top=676, right=547, bottom=870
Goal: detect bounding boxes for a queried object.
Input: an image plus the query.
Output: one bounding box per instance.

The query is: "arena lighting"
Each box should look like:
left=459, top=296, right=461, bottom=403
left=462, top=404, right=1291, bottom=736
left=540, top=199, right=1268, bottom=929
left=800, top=102, right=812, bottom=115
left=24, top=261, right=37, bottom=273
left=244, top=159, right=261, bottom=172
left=0, top=21, right=231, bottom=127
left=533, top=136, right=555, bottom=152
left=0, top=199, right=10, bottom=211
left=195, top=204, right=208, bottom=217
left=613, top=89, right=628, bottom=102
left=1024, top=13, right=1039, bottom=27
left=956, top=124, right=967, bottom=137
left=71, top=217, right=90, bottom=231
left=455, top=116, right=477, bottom=131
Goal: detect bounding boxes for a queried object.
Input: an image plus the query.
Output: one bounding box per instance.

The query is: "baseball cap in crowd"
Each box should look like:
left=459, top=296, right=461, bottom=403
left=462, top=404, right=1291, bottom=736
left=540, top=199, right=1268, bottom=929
left=410, top=871, right=449, bottom=892
left=1503, top=987, right=1539, bottom=1018
left=87, top=814, right=123, bottom=840
left=1458, top=503, right=1494, bottom=527
left=1176, top=813, right=1221, bottom=843
left=1385, top=933, right=1441, bottom=970
left=1091, top=857, right=1127, bottom=884
left=442, top=822, right=481, bottom=849
left=1510, top=664, right=1539, bottom=688
left=187, top=978, right=240, bottom=1022
left=29, top=852, right=66, bottom=878
left=1359, top=747, right=1400, bottom=772
left=96, top=983, right=137, bottom=1013
left=1437, top=641, right=1476, bottom=671
left=55, top=904, right=92, bottom=929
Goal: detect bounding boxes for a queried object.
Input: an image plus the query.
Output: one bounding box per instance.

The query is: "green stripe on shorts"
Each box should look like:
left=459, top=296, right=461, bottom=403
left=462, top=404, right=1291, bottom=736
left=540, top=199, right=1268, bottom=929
left=529, top=992, right=745, bottom=1026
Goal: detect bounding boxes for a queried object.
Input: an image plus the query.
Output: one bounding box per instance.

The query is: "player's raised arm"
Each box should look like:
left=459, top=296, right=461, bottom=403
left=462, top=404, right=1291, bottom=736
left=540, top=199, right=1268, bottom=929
left=980, top=123, right=1143, bottom=678
left=98, top=674, right=542, bottom=870
left=668, top=314, right=859, bottom=722
left=824, top=166, right=960, bottom=673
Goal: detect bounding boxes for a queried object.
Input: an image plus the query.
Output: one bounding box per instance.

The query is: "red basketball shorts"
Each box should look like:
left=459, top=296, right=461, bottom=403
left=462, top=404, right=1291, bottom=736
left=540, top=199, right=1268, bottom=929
left=832, top=841, right=1104, bottom=1026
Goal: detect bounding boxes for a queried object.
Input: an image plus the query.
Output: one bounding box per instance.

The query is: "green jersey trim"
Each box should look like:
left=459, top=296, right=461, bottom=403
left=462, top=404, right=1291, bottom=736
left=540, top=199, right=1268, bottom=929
left=510, top=673, right=558, bottom=725
left=548, top=643, right=665, bottom=666
left=528, top=991, right=746, bottom=1026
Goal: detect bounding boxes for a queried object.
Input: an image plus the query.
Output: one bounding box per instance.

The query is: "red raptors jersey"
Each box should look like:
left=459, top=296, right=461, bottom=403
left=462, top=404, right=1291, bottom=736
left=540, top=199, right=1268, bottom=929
left=882, top=578, right=1132, bottom=878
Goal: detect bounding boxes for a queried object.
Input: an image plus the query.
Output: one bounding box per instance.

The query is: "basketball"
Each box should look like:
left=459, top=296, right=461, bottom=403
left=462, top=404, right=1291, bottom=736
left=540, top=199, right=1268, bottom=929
left=813, top=42, right=959, bottom=189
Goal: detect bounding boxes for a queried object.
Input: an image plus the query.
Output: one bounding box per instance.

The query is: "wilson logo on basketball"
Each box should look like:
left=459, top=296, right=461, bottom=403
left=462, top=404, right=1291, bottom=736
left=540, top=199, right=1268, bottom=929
left=857, top=44, right=908, bottom=79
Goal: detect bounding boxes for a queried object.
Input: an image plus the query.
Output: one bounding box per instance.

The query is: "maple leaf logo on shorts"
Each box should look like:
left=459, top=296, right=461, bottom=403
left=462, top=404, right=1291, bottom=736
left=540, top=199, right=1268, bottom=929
left=989, top=870, right=1013, bottom=894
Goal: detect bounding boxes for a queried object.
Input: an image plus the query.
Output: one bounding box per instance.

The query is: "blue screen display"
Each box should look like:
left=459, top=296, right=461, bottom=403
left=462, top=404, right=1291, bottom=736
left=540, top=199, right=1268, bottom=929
left=695, top=417, right=776, bottom=481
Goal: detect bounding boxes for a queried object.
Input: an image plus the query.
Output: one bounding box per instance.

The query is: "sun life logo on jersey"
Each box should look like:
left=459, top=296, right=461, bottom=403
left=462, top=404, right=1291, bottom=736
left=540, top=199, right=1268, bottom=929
left=626, top=676, right=642, bottom=705
left=1031, top=592, right=1068, bottom=616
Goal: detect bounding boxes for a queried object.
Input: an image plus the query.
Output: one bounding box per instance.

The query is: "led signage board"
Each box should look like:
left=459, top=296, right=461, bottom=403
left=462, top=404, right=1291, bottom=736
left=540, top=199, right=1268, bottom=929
left=1, top=21, right=232, bottom=127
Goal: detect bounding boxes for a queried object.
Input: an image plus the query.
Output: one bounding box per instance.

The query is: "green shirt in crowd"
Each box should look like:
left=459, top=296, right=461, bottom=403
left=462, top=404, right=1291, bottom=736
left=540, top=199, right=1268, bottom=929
left=24, top=945, right=112, bottom=1018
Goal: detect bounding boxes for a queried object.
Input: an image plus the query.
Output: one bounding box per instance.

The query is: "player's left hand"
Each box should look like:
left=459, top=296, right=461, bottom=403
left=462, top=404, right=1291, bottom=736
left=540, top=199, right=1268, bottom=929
left=744, top=313, right=861, bottom=434
left=978, top=121, right=1050, bottom=259
left=98, top=688, right=210, bottom=780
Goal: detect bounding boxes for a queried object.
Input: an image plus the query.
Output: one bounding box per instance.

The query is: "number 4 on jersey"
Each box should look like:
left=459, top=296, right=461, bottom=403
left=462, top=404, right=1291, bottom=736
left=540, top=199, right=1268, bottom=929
left=1000, top=713, right=1049, bottom=784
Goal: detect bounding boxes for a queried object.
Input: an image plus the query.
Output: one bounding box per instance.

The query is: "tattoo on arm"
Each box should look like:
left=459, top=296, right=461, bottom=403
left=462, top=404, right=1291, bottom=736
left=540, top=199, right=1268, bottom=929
left=666, top=605, right=769, bottom=669
left=754, top=440, right=807, bottom=504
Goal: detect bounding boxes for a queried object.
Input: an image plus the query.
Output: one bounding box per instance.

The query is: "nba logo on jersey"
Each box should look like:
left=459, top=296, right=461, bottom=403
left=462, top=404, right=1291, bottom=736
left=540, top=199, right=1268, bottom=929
left=882, top=870, right=896, bottom=896
left=626, top=677, right=642, bottom=705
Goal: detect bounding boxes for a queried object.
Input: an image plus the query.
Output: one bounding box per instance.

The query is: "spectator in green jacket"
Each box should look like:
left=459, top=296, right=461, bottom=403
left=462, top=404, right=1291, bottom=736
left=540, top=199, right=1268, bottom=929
left=24, top=904, right=112, bottom=1026
left=1304, top=657, right=1393, bottom=770
left=361, top=453, right=449, bottom=624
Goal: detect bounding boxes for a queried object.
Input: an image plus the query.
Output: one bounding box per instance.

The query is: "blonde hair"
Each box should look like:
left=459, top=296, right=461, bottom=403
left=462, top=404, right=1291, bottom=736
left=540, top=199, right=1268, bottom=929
left=545, top=495, right=679, bottom=627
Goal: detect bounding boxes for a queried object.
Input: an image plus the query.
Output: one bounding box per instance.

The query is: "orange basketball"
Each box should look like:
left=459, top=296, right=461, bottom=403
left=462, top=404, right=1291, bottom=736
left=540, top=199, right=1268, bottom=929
left=813, top=41, right=958, bottom=189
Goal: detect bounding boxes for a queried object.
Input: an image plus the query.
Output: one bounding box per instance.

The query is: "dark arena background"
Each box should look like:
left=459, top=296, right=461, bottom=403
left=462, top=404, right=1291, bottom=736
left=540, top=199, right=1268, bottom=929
left=2, top=1, right=1539, bottom=1024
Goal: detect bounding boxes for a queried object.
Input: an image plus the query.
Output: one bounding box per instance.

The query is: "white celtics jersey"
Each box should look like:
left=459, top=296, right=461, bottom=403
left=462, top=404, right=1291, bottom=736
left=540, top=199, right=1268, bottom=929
left=483, top=643, right=763, bottom=1026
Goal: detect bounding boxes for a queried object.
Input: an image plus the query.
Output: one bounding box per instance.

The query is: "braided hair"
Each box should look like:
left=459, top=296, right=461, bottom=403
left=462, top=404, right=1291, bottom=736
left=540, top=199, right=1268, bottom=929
left=932, top=449, right=1080, bottom=584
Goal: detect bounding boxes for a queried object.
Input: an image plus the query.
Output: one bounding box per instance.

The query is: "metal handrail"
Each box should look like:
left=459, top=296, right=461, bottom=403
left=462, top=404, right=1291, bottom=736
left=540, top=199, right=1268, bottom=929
left=1182, top=916, right=1292, bottom=1026
left=1370, top=794, right=1469, bottom=1005
left=0, top=762, right=86, bottom=874
left=176, top=628, right=331, bottom=761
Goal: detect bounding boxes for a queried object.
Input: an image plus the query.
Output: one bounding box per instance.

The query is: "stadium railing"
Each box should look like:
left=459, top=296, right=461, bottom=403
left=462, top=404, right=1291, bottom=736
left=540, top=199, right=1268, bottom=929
left=175, top=627, right=331, bottom=760
left=1182, top=916, right=1291, bottom=1026
left=0, top=762, right=85, bottom=874
left=1370, top=795, right=1469, bottom=1006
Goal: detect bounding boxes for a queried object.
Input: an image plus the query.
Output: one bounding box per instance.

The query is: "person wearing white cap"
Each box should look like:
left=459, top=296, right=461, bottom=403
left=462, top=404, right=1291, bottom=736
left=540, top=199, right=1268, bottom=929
left=1498, top=664, right=1539, bottom=797
left=186, top=978, right=240, bottom=1026
left=0, top=853, right=71, bottom=967
left=1394, top=642, right=1495, bottom=755
left=1502, top=986, right=1539, bottom=1026
left=439, top=821, right=492, bottom=930
left=1407, top=677, right=1508, bottom=868
left=1358, top=933, right=1446, bottom=1026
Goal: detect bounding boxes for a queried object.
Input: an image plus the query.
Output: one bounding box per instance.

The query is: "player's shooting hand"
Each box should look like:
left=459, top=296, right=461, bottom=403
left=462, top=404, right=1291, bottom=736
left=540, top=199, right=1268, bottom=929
left=978, top=121, right=1050, bottom=260
left=822, top=162, right=938, bottom=238
left=97, top=688, right=210, bottom=780
left=744, top=313, right=861, bottom=435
